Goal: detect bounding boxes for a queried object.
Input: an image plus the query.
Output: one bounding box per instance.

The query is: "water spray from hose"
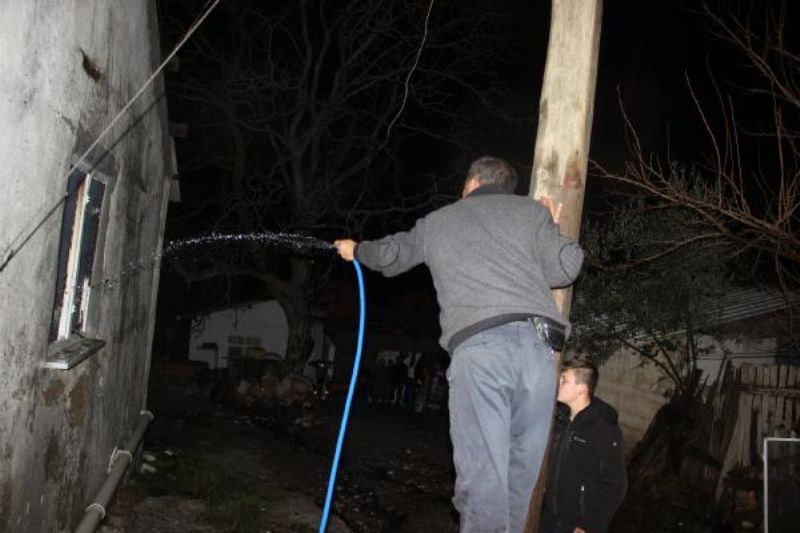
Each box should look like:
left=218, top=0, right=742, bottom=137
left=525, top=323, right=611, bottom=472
left=165, top=232, right=336, bottom=255
left=86, top=231, right=335, bottom=291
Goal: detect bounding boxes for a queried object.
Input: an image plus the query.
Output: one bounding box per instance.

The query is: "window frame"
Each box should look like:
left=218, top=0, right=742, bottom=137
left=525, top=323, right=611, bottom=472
left=44, top=163, right=113, bottom=369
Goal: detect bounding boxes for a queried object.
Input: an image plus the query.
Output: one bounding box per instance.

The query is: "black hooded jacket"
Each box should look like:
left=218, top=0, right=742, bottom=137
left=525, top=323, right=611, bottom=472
left=541, top=397, right=627, bottom=533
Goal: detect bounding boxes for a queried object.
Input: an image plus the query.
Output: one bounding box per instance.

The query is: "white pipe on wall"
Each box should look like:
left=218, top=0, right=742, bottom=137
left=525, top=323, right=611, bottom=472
left=73, top=410, right=154, bottom=533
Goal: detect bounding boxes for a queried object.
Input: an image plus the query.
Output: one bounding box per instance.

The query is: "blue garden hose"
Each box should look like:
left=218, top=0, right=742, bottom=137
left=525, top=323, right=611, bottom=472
left=319, top=259, right=366, bottom=532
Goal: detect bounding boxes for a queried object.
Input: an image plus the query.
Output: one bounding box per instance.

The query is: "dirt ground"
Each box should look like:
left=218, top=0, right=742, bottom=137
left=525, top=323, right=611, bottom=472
left=101, top=376, right=459, bottom=533
left=97, top=369, right=750, bottom=533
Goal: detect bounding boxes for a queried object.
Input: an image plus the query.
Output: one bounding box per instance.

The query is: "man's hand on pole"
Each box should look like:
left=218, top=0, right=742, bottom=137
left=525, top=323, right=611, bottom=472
left=334, top=239, right=357, bottom=262
left=538, top=195, right=562, bottom=223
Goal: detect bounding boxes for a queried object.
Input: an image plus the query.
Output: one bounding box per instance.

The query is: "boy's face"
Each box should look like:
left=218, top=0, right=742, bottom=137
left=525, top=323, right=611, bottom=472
left=557, top=369, right=586, bottom=404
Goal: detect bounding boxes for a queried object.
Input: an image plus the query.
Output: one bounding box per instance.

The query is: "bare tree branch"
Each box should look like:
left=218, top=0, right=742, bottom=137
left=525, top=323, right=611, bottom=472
left=162, top=0, right=516, bottom=368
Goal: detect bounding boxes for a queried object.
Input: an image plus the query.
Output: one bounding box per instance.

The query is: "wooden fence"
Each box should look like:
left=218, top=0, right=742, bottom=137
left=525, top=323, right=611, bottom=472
left=708, top=363, right=800, bottom=499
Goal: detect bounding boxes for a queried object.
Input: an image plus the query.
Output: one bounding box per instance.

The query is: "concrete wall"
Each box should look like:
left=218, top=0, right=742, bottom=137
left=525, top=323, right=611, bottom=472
left=596, top=335, right=781, bottom=452
left=0, top=2, right=171, bottom=531
left=594, top=347, right=675, bottom=452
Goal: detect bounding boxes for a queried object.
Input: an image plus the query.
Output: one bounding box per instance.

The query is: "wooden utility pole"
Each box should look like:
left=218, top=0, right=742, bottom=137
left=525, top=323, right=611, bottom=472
left=525, top=1, right=603, bottom=532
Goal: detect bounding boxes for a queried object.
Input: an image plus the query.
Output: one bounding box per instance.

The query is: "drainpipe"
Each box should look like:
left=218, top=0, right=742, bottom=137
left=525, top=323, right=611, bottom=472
left=73, top=410, right=154, bottom=533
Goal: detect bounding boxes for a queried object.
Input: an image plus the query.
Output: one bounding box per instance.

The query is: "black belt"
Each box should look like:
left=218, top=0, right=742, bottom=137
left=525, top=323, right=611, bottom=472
left=448, top=313, right=567, bottom=353
left=528, top=315, right=566, bottom=352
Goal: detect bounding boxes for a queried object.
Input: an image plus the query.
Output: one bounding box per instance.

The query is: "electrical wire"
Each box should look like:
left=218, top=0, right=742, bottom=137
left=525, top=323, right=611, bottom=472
left=319, top=259, right=366, bottom=532
left=345, top=0, right=436, bottom=231
left=378, top=0, right=435, bottom=152
left=70, top=0, right=221, bottom=179
left=0, top=0, right=222, bottom=275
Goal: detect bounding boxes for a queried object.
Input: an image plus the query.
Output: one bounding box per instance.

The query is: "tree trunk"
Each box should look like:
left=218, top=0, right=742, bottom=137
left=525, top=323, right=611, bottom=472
left=277, top=258, right=314, bottom=374
left=284, top=301, right=312, bottom=374
left=525, top=1, right=603, bottom=531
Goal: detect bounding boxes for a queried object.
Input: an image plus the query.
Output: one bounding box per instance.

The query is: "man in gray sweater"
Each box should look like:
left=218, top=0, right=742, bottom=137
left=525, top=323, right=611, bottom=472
left=335, top=155, right=583, bottom=533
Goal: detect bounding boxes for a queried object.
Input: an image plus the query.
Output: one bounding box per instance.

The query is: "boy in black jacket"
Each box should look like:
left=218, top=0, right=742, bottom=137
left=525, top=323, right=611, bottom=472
left=541, top=358, right=627, bottom=533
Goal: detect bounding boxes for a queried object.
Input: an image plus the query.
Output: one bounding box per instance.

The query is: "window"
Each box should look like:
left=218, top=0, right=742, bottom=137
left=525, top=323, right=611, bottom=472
left=228, top=335, right=261, bottom=346
left=44, top=166, right=109, bottom=369
left=50, top=168, right=105, bottom=341
left=228, top=345, right=243, bottom=360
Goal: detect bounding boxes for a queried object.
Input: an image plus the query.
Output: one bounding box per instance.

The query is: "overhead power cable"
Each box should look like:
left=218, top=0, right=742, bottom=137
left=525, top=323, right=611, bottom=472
left=378, top=0, right=435, bottom=152
left=0, top=0, right=222, bottom=275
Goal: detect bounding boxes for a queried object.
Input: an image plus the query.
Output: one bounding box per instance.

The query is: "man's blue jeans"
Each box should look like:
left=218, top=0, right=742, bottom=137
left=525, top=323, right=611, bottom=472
left=447, top=320, right=558, bottom=533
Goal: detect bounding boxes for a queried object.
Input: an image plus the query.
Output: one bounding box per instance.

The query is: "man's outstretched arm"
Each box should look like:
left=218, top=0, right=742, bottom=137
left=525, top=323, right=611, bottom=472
left=334, top=219, right=426, bottom=277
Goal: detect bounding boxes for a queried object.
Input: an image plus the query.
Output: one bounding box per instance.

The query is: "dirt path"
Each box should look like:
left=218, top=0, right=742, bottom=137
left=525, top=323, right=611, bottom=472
left=105, top=384, right=458, bottom=533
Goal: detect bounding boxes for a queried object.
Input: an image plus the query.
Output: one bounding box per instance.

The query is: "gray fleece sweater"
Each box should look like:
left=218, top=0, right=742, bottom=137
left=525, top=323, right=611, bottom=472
left=355, top=185, right=584, bottom=351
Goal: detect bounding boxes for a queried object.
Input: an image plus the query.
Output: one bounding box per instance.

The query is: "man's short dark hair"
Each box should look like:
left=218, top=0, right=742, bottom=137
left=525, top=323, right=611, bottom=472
left=467, top=156, right=518, bottom=192
left=561, top=357, right=599, bottom=398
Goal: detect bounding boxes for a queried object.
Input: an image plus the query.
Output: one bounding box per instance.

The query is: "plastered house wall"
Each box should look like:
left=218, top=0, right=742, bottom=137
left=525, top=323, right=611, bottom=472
left=188, top=300, right=290, bottom=369
left=0, top=2, right=171, bottom=530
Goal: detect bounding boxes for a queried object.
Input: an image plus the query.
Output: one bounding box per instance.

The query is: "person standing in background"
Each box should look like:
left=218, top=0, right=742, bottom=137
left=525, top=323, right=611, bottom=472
left=541, top=358, right=627, bottom=533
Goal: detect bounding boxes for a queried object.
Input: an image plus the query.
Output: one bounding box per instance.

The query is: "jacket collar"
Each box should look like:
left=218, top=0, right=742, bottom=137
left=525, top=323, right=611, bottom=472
left=562, top=397, right=619, bottom=426
left=466, top=184, right=514, bottom=197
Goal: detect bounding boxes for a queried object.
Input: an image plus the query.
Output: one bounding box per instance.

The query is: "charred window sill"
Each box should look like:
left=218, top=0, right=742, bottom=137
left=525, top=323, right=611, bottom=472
left=43, top=336, right=106, bottom=370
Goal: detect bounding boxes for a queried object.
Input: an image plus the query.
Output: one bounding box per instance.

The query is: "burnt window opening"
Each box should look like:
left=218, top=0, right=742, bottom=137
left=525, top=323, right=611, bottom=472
left=228, top=335, right=262, bottom=346
left=50, top=168, right=106, bottom=342
left=228, top=345, right=243, bottom=360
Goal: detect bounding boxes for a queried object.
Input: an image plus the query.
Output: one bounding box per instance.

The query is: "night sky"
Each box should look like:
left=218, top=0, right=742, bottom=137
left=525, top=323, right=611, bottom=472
left=152, top=0, right=795, bottom=351
left=158, top=0, right=767, bottom=218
